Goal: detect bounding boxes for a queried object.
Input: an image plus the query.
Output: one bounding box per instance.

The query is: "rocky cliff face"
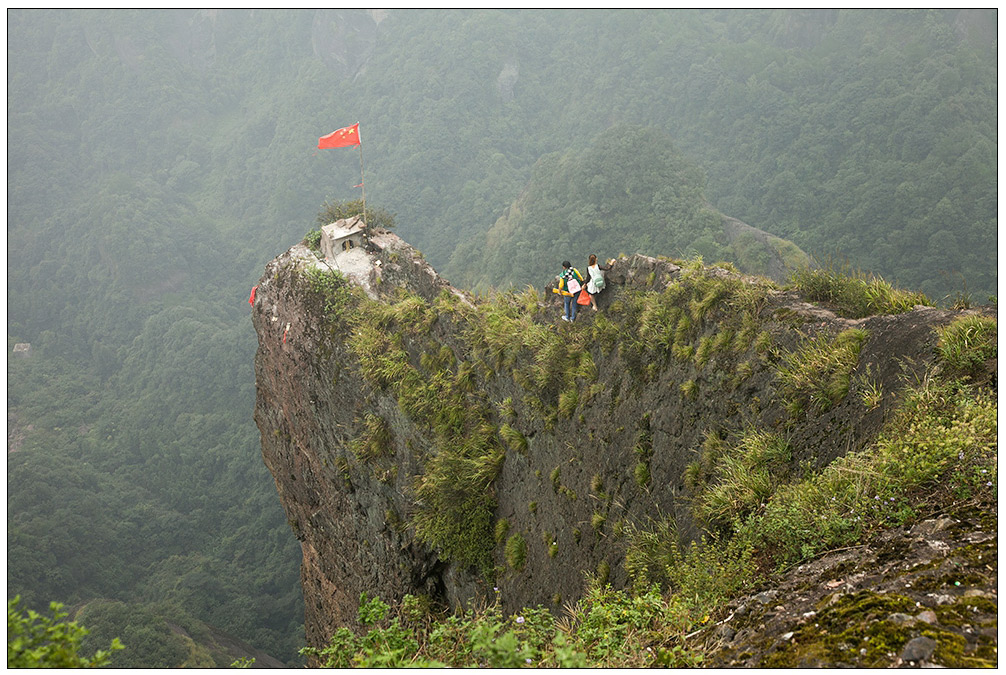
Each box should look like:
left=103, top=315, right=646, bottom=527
left=251, top=230, right=988, bottom=656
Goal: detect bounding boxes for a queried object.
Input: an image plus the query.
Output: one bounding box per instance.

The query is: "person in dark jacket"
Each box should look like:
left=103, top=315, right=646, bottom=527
left=556, top=260, right=585, bottom=322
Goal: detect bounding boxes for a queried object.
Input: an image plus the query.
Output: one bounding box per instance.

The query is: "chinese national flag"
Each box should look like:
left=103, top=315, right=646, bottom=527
left=318, top=123, right=360, bottom=149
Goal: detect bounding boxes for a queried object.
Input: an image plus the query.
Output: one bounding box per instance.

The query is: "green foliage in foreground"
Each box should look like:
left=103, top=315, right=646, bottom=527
left=8, top=597, right=123, bottom=668
left=301, top=583, right=710, bottom=668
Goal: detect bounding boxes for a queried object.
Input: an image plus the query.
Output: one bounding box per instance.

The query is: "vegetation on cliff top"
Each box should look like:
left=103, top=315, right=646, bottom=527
left=301, top=248, right=995, bottom=666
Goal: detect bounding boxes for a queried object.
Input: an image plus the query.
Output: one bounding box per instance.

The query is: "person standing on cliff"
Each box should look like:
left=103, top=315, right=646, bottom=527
left=585, top=254, right=613, bottom=311
left=556, top=261, right=585, bottom=322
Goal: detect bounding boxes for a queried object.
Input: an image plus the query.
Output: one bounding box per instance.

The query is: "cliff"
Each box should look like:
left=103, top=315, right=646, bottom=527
left=251, top=230, right=995, bottom=662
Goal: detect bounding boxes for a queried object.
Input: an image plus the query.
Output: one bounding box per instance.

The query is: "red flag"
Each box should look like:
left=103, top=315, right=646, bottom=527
left=318, top=123, right=360, bottom=149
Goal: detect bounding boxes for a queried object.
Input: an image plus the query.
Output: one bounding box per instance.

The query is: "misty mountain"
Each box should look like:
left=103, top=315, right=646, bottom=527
left=6, top=8, right=996, bottom=667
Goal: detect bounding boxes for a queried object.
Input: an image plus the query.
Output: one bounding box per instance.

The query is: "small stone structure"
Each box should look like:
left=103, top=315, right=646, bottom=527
left=12, top=343, right=31, bottom=358
left=320, top=216, right=367, bottom=261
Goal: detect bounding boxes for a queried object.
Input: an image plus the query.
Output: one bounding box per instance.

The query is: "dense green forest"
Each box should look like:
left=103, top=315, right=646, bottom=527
left=457, top=124, right=812, bottom=289
left=7, top=9, right=996, bottom=667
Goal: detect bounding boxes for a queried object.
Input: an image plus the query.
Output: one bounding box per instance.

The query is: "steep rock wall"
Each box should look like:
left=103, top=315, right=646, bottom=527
left=251, top=231, right=970, bottom=653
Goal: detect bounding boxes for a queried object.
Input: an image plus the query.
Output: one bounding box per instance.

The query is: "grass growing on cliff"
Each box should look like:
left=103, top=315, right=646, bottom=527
left=499, top=423, right=528, bottom=455
left=790, top=262, right=929, bottom=318
left=412, top=424, right=504, bottom=574
left=775, top=328, right=868, bottom=416
left=341, top=289, right=507, bottom=573
left=934, top=314, right=997, bottom=385
left=300, top=256, right=995, bottom=669
left=730, top=378, right=996, bottom=565
left=349, top=413, right=393, bottom=461
left=505, top=534, right=527, bottom=571
left=691, top=430, right=792, bottom=532
left=617, top=265, right=772, bottom=382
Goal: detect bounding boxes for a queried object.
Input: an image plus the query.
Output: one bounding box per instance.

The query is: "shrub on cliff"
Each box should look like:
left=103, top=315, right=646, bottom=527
left=790, top=262, right=929, bottom=318
left=316, top=198, right=396, bottom=230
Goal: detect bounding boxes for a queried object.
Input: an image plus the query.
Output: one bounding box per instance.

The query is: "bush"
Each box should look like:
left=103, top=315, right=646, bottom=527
left=8, top=597, right=123, bottom=668
left=303, top=228, right=322, bottom=250
left=317, top=198, right=396, bottom=229
left=303, top=266, right=354, bottom=317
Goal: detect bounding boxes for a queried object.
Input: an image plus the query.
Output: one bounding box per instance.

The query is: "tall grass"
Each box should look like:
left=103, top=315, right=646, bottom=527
left=790, top=262, right=929, bottom=318
left=691, top=430, right=792, bottom=531
left=935, top=314, right=997, bottom=384
left=737, top=380, right=996, bottom=564
left=776, top=328, right=867, bottom=416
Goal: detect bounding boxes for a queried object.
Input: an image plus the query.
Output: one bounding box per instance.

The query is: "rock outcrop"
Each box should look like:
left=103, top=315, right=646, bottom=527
left=251, top=230, right=990, bottom=656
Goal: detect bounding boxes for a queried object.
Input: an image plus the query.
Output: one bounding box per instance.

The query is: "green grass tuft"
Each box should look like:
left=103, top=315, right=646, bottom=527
left=776, top=328, right=867, bottom=416
left=935, top=315, right=996, bottom=384
left=499, top=423, right=528, bottom=455
left=634, top=462, right=651, bottom=488
left=504, top=533, right=527, bottom=571
left=790, top=262, right=928, bottom=318
left=350, top=413, right=394, bottom=462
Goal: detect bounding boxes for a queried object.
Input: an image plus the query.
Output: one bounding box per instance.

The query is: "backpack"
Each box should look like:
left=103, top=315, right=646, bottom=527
left=562, top=268, right=582, bottom=295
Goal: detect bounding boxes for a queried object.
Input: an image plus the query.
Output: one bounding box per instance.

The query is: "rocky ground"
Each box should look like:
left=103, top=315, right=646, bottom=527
left=699, top=506, right=997, bottom=668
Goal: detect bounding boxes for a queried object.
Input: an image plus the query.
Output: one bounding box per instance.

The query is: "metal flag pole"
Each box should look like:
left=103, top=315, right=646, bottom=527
left=357, top=123, right=367, bottom=229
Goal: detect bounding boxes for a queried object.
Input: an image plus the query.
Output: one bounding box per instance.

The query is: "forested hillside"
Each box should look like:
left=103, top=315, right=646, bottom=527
left=7, top=8, right=996, bottom=668
left=459, top=125, right=812, bottom=289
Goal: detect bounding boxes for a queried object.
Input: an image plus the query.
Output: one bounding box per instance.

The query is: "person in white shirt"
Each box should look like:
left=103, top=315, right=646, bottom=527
left=585, top=254, right=613, bottom=311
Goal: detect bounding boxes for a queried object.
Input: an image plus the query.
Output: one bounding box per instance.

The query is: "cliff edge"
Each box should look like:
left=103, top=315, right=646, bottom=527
left=251, top=229, right=995, bottom=664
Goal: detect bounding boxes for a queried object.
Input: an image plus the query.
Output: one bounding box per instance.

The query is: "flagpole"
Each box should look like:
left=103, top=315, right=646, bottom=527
left=357, top=123, right=367, bottom=229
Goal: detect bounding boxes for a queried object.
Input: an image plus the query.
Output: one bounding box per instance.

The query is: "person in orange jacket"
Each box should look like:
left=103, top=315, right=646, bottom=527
left=556, top=260, right=585, bottom=322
